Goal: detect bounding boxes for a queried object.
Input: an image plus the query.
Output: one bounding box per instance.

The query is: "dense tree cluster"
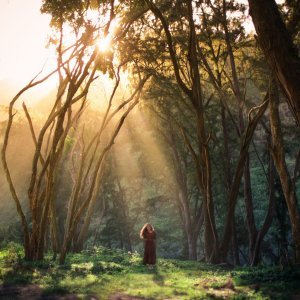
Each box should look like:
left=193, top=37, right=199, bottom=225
left=1, top=0, right=300, bottom=266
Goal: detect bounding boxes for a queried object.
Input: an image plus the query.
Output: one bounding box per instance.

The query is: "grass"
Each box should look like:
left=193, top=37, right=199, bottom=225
left=0, top=243, right=300, bottom=299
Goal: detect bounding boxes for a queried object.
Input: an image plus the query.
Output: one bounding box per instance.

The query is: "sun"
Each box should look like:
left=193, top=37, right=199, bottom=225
left=97, top=35, right=112, bottom=52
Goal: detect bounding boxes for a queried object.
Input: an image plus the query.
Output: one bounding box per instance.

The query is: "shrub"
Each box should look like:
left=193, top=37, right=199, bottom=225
left=2, top=242, right=23, bottom=268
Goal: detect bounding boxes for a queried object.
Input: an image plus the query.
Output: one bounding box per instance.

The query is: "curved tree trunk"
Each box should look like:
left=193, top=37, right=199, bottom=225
left=248, top=0, right=300, bottom=125
left=269, top=79, right=300, bottom=263
left=146, top=0, right=219, bottom=263
left=219, top=97, right=269, bottom=261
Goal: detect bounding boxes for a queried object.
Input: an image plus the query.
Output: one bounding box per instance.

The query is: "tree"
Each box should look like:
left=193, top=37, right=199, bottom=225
left=269, top=78, right=300, bottom=263
left=2, top=0, right=150, bottom=262
left=248, top=0, right=300, bottom=125
left=143, top=0, right=219, bottom=263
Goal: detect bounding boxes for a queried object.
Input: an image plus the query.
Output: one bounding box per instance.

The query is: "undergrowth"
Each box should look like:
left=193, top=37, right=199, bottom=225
left=0, top=243, right=299, bottom=299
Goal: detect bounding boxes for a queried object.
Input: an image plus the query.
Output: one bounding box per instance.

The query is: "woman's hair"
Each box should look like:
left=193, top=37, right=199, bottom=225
left=140, top=223, right=155, bottom=239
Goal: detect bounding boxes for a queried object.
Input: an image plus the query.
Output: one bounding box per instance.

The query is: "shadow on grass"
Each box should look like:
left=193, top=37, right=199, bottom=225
left=152, top=272, right=165, bottom=286
left=234, top=266, right=300, bottom=300
left=1, top=266, right=34, bottom=286
left=150, top=268, right=165, bottom=286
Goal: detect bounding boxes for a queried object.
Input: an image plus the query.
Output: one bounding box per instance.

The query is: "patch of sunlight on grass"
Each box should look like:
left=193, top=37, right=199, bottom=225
left=60, top=274, right=99, bottom=290
left=100, top=268, right=208, bottom=300
left=71, top=262, right=94, bottom=272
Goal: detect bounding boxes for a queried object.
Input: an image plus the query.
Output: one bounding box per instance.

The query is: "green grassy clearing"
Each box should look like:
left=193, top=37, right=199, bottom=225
left=0, top=243, right=299, bottom=299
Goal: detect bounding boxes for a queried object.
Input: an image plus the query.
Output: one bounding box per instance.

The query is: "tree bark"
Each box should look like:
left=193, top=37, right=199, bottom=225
left=243, top=156, right=258, bottom=264
left=219, top=96, right=269, bottom=260
left=269, top=79, right=300, bottom=263
left=177, top=190, right=203, bottom=260
left=115, top=168, right=132, bottom=252
left=248, top=0, right=300, bottom=125
left=222, top=0, right=257, bottom=265
left=250, top=154, right=275, bottom=266
left=221, top=105, right=240, bottom=265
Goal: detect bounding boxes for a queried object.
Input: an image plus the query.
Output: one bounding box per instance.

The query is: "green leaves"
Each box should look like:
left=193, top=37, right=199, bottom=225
left=41, top=0, right=85, bottom=28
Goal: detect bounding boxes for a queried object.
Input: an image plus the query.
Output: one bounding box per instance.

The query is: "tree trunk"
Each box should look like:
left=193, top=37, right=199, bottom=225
left=221, top=104, right=240, bottom=265
left=73, top=174, right=105, bottom=253
left=243, top=156, right=258, bottom=264
left=269, top=79, right=300, bottom=263
left=250, top=154, right=275, bottom=266
left=222, top=1, right=257, bottom=265
left=50, top=199, right=60, bottom=258
left=146, top=0, right=219, bottom=262
left=177, top=190, right=201, bottom=260
left=219, top=97, right=269, bottom=261
left=115, top=172, right=132, bottom=252
left=187, top=232, right=197, bottom=260
left=248, top=0, right=300, bottom=125
left=231, top=219, right=240, bottom=265
left=189, top=0, right=219, bottom=262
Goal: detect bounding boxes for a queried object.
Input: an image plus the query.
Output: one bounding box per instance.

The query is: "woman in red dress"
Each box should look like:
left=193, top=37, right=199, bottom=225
left=140, top=223, right=156, bottom=268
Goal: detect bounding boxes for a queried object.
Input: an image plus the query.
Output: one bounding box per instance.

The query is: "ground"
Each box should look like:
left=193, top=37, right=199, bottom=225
left=0, top=243, right=300, bottom=299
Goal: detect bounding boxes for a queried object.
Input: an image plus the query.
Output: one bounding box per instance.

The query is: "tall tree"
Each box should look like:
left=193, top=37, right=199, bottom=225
left=144, top=0, right=219, bottom=262
left=248, top=0, right=300, bottom=125
left=269, top=79, right=300, bottom=263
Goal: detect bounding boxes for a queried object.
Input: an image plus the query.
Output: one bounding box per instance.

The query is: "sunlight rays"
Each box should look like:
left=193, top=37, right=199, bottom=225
left=97, top=35, right=112, bottom=52
left=112, top=104, right=177, bottom=205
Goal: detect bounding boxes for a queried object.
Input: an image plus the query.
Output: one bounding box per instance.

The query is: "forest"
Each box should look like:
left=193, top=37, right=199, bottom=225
left=0, top=0, right=300, bottom=299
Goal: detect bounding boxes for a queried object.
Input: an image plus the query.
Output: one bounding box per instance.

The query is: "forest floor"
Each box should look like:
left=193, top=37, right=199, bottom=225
left=0, top=243, right=300, bottom=300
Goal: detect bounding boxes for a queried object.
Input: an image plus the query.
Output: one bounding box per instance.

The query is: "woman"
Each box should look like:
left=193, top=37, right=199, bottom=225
left=140, top=223, right=156, bottom=268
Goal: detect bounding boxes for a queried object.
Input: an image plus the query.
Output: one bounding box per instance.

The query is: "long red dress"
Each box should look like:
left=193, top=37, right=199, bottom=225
left=143, top=230, right=156, bottom=265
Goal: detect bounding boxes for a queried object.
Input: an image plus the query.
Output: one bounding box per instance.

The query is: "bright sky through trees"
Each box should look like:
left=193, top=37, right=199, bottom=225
left=0, top=0, right=285, bottom=105
left=0, top=0, right=53, bottom=83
